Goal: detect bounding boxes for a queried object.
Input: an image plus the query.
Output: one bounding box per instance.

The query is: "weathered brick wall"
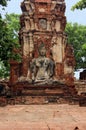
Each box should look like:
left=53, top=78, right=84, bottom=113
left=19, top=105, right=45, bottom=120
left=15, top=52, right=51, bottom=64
left=75, top=80, right=86, bottom=95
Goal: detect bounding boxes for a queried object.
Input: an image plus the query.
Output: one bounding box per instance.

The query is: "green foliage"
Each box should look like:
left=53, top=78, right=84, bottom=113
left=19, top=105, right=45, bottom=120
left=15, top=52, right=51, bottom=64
left=0, top=60, right=9, bottom=78
left=4, top=13, right=20, bottom=47
left=65, top=23, right=86, bottom=69
left=0, top=14, right=20, bottom=77
left=0, top=0, right=10, bottom=7
left=71, top=0, right=86, bottom=10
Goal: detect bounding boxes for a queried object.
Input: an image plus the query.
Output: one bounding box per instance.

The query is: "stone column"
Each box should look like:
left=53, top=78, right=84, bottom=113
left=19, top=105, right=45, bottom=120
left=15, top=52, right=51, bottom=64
left=22, top=32, right=30, bottom=77
left=30, top=18, right=35, bottom=30
left=52, top=35, right=63, bottom=63
left=29, top=32, right=34, bottom=57
left=25, top=18, right=31, bottom=30
left=55, top=20, right=61, bottom=32
left=47, top=18, right=51, bottom=31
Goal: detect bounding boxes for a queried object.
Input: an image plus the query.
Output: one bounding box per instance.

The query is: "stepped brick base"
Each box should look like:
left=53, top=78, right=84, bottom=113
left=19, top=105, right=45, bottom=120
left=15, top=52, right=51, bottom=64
left=0, top=81, right=79, bottom=106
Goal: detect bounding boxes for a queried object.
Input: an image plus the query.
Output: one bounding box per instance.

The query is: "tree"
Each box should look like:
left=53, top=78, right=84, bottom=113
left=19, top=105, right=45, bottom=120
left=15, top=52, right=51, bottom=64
left=65, top=23, right=86, bottom=69
left=0, top=0, right=10, bottom=78
left=0, top=0, right=10, bottom=17
left=71, top=0, right=86, bottom=10
left=0, top=14, right=20, bottom=78
left=0, top=0, right=10, bottom=7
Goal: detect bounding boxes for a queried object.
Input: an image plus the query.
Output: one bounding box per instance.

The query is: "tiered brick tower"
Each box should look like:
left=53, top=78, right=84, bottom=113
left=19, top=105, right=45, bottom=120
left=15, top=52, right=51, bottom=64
left=13, top=0, right=75, bottom=83
left=9, top=0, right=77, bottom=104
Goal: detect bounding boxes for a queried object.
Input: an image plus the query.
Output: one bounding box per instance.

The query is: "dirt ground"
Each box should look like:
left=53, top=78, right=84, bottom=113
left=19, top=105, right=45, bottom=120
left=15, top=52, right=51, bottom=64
left=0, top=104, right=86, bottom=130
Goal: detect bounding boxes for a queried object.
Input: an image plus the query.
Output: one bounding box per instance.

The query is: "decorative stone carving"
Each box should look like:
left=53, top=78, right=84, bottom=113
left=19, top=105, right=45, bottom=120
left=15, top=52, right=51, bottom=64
left=39, top=19, right=47, bottom=30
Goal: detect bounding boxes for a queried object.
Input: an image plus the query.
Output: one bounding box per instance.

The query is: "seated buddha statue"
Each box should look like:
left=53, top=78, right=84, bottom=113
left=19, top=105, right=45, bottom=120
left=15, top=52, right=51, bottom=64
left=30, top=43, right=55, bottom=82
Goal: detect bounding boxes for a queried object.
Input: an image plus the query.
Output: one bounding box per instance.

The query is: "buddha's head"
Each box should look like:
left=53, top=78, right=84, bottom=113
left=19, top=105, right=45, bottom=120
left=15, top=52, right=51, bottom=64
left=38, top=43, right=46, bottom=57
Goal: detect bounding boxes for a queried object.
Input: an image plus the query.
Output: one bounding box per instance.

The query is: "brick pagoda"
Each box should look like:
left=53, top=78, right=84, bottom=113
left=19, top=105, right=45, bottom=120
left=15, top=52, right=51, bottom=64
left=8, top=0, right=77, bottom=104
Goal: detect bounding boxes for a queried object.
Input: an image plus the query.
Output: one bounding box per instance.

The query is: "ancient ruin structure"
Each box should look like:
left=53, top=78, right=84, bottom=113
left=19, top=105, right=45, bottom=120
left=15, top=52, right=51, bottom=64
left=10, top=0, right=75, bottom=85
left=0, top=0, right=80, bottom=105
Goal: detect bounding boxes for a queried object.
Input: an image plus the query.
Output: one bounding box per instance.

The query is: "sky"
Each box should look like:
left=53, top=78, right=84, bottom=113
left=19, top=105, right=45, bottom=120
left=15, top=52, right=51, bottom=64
left=2, top=0, right=86, bottom=25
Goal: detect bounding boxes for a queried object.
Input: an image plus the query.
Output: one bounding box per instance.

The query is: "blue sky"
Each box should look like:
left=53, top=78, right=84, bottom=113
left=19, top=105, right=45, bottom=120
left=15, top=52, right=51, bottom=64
left=2, top=0, right=86, bottom=25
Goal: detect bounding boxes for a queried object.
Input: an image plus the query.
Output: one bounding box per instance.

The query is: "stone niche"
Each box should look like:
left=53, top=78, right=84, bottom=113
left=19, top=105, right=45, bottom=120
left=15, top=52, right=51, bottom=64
left=10, top=0, right=75, bottom=87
